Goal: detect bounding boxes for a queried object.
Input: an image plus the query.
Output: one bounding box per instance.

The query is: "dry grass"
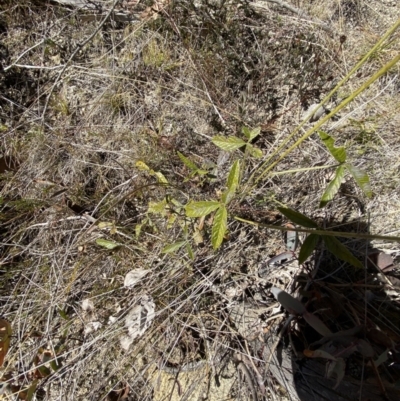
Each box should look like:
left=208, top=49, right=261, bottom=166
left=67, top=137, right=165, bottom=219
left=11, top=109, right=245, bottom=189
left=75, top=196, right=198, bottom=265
left=1, top=1, right=400, bottom=400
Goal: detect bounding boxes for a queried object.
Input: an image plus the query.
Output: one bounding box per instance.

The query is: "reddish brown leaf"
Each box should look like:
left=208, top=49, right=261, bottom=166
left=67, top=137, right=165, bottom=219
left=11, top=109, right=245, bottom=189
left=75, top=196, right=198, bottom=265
left=0, top=319, right=12, bottom=367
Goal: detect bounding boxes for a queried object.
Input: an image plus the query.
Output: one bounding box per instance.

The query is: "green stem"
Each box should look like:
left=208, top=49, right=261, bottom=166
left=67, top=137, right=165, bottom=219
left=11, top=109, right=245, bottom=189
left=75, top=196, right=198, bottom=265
left=234, top=216, right=400, bottom=242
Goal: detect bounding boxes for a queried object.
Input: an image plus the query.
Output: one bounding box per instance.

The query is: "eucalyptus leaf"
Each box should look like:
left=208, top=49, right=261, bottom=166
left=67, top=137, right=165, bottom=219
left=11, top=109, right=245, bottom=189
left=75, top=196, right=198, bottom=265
left=320, top=165, right=346, bottom=207
left=278, top=207, right=318, bottom=228
left=270, top=287, right=306, bottom=315
left=318, top=131, right=347, bottom=163
left=212, top=136, right=246, bottom=152
left=303, top=311, right=332, bottom=336
left=299, top=234, right=319, bottom=264
left=211, top=205, right=227, bottom=250
left=322, top=235, right=363, bottom=269
left=185, top=201, right=220, bottom=217
left=345, top=163, right=372, bottom=197
left=247, top=144, right=263, bottom=158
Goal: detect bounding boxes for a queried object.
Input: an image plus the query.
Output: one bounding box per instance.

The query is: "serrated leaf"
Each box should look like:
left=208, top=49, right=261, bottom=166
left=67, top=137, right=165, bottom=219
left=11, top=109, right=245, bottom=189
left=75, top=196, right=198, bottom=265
left=320, top=165, right=346, bottom=207
left=247, top=144, right=263, bottom=158
left=270, top=287, right=306, bottom=315
left=212, top=136, right=246, bottom=152
left=148, top=199, right=167, bottom=214
left=177, top=151, right=199, bottom=172
left=345, top=164, right=372, bottom=197
left=322, top=235, right=363, bottom=269
left=319, top=131, right=347, bottom=163
left=185, top=201, right=220, bottom=218
left=211, top=206, right=227, bottom=250
left=242, top=126, right=251, bottom=139
left=221, top=189, right=234, bottom=205
left=278, top=207, right=318, bottom=228
left=248, top=127, right=261, bottom=141
left=95, top=238, right=119, bottom=250
left=299, top=234, right=319, bottom=264
left=162, top=241, right=186, bottom=254
left=226, top=160, right=240, bottom=193
left=242, top=126, right=261, bottom=141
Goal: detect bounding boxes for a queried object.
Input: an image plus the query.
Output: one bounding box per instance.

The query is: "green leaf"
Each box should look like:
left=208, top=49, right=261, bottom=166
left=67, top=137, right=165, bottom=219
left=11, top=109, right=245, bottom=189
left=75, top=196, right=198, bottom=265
left=299, top=234, right=320, bottom=264
left=25, top=379, right=38, bottom=401
left=185, top=201, right=220, bottom=217
left=186, top=243, right=195, bottom=260
left=177, top=151, right=199, bottom=172
left=50, top=358, right=62, bottom=372
left=58, top=309, right=69, bottom=320
left=345, top=164, right=372, bottom=197
left=162, top=241, right=186, bottom=254
left=96, top=238, right=119, bottom=250
left=226, top=160, right=240, bottom=194
left=148, top=199, right=167, bottom=214
left=318, top=131, right=347, bottom=163
left=242, top=126, right=251, bottom=139
left=322, top=235, right=363, bottom=269
left=153, top=171, right=168, bottom=184
left=278, top=207, right=318, bottom=228
left=221, top=189, right=234, bottom=205
left=319, top=165, right=346, bottom=207
left=247, top=144, right=263, bottom=158
left=242, top=126, right=261, bottom=141
left=212, top=136, right=246, bottom=152
left=211, top=205, right=227, bottom=250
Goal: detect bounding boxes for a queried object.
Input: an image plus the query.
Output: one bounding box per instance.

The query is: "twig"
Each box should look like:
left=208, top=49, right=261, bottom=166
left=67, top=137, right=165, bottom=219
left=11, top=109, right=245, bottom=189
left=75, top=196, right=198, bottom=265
left=41, top=0, right=122, bottom=121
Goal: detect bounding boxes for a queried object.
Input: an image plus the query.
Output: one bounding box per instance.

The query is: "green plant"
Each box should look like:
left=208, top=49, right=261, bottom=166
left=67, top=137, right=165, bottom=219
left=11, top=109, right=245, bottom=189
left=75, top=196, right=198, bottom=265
left=212, top=126, right=263, bottom=159
left=318, top=130, right=372, bottom=207
left=185, top=159, right=240, bottom=250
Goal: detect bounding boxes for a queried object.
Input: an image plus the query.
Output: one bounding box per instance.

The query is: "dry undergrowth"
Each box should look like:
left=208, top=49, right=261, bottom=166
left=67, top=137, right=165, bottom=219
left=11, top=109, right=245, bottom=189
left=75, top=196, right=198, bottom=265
left=0, top=1, right=400, bottom=400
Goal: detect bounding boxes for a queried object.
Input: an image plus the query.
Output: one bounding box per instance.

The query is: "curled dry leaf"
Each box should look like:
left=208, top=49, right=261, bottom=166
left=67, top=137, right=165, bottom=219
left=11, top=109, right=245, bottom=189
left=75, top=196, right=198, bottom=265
left=84, top=321, right=103, bottom=336
left=81, top=298, right=95, bottom=311
left=0, top=319, right=12, bottom=367
left=124, top=268, right=150, bottom=288
left=120, top=295, right=155, bottom=350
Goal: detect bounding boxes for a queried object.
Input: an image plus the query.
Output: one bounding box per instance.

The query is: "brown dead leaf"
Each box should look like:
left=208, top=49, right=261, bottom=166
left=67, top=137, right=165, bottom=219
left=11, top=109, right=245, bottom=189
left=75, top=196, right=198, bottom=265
left=0, top=319, right=12, bottom=367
